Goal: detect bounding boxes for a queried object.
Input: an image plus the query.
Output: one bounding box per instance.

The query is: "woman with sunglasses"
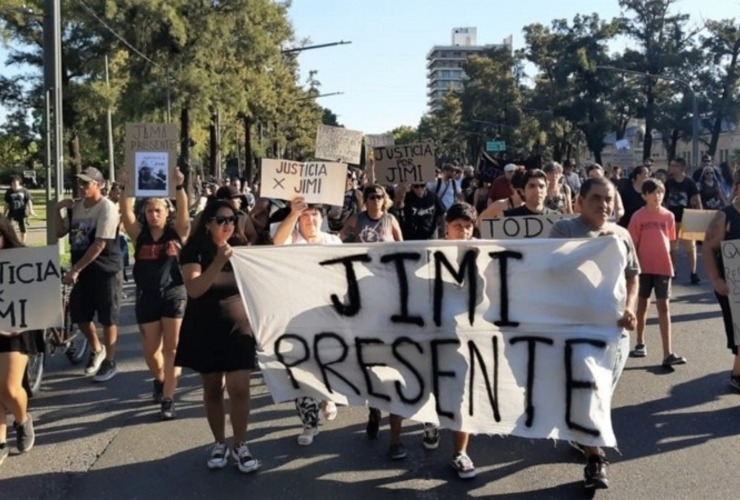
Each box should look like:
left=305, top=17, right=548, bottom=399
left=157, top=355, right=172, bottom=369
left=699, top=167, right=727, bottom=210
left=119, top=169, right=189, bottom=420
left=0, top=216, right=37, bottom=465
left=273, top=196, right=341, bottom=446
left=340, top=185, right=409, bottom=460
left=175, top=200, right=260, bottom=473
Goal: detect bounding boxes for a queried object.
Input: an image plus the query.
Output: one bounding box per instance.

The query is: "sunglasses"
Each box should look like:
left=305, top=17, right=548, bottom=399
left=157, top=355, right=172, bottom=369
left=412, top=184, right=425, bottom=189
left=366, top=194, right=383, bottom=201
left=209, top=215, right=237, bottom=226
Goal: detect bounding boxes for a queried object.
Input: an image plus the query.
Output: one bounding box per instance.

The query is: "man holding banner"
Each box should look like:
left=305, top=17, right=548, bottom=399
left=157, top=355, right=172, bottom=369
left=702, top=170, right=740, bottom=392
left=550, top=177, right=639, bottom=490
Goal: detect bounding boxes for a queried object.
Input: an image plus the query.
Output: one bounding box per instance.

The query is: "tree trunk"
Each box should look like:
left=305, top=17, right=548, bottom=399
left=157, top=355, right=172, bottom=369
left=179, top=106, right=192, bottom=199
left=68, top=130, right=82, bottom=197
left=668, top=129, right=679, bottom=162
left=642, top=87, right=655, bottom=161
left=709, top=43, right=739, bottom=157
left=209, top=109, right=218, bottom=178
left=243, top=115, right=253, bottom=185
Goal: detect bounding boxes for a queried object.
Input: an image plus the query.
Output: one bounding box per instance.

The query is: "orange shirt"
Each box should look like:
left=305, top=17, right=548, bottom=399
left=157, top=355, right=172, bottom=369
left=628, top=206, right=676, bottom=277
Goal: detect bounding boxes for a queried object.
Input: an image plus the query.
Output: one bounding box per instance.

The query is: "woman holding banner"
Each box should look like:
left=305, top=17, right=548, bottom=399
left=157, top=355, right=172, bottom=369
left=339, top=185, right=408, bottom=459
left=119, top=169, right=190, bottom=420
left=274, top=196, right=341, bottom=445
left=0, top=216, right=37, bottom=464
left=175, top=200, right=260, bottom=473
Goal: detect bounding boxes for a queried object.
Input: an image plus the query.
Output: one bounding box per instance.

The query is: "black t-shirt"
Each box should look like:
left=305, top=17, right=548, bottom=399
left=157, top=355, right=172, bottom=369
left=504, top=205, right=558, bottom=217
left=4, top=187, right=29, bottom=218
left=664, top=177, right=699, bottom=223
left=327, top=189, right=360, bottom=232
left=618, top=183, right=646, bottom=228
left=397, top=190, right=445, bottom=241
left=133, top=226, right=184, bottom=291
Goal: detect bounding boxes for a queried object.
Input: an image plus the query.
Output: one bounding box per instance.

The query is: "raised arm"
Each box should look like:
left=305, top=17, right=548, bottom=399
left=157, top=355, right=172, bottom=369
left=173, top=169, right=190, bottom=242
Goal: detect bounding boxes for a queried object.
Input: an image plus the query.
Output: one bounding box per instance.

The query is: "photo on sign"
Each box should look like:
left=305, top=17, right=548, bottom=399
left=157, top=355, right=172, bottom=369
left=135, top=152, right=168, bottom=197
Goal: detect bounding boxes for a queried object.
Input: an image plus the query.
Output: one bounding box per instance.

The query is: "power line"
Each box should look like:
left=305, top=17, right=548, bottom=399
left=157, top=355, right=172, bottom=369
left=75, top=0, right=164, bottom=71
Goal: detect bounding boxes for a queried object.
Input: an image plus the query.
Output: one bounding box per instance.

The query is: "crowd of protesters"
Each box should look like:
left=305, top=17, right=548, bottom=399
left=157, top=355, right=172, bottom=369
left=1, top=152, right=738, bottom=492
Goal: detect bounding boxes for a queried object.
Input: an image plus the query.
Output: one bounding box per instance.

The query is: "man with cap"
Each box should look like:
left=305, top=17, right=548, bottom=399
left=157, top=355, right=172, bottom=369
left=427, top=163, right=464, bottom=212
left=54, top=166, right=123, bottom=382
left=488, top=163, right=517, bottom=205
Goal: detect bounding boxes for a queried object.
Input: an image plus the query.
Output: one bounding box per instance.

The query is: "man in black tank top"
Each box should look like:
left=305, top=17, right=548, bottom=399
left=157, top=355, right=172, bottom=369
left=703, top=174, right=740, bottom=391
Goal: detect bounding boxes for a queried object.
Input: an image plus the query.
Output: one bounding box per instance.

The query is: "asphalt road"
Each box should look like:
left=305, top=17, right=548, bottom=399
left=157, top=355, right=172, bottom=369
left=1, top=246, right=739, bottom=499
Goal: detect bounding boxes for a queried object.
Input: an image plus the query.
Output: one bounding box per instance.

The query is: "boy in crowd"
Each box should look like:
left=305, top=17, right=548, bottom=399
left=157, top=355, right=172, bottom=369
left=628, top=179, right=687, bottom=367
left=504, top=169, right=557, bottom=217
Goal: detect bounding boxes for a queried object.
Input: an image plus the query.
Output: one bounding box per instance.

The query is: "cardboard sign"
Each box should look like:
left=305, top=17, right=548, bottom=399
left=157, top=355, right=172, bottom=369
left=479, top=214, right=574, bottom=239
left=364, top=133, right=395, bottom=150
left=315, top=124, right=364, bottom=165
left=124, top=123, right=179, bottom=198
left=721, top=240, right=740, bottom=346
left=260, top=159, right=347, bottom=206
left=0, top=246, right=63, bottom=335
left=232, top=237, right=628, bottom=447
left=373, top=142, right=437, bottom=184
left=679, top=209, right=716, bottom=241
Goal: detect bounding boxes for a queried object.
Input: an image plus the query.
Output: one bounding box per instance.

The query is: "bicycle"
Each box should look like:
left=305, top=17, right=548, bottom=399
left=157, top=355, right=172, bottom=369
left=26, top=273, right=90, bottom=395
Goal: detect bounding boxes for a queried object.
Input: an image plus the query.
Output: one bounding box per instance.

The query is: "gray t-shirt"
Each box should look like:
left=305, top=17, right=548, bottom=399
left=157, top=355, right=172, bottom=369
left=550, top=216, right=640, bottom=279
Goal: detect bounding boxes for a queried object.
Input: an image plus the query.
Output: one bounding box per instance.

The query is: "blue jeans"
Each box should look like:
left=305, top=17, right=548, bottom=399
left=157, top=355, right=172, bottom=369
left=118, top=235, right=129, bottom=268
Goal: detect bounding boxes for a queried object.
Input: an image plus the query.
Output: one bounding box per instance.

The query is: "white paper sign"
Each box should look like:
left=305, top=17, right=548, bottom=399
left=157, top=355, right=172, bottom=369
left=315, top=124, right=364, bottom=165
left=260, top=158, right=347, bottom=206
left=680, top=209, right=716, bottom=241
left=721, top=239, right=740, bottom=346
left=365, top=133, right=395, bottom=149
left=479, top=214, right=574, bottom=239
left=0, top=246, right=63, bottom=335
left=233, top=237, right=628, bottom=447
left=135, top=151, right=169, bottom=197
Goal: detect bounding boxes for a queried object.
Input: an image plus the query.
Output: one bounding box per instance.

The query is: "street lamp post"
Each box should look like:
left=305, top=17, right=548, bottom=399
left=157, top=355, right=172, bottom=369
left=597, top=65, right=699, bottom=169
left=42, top=0, right=64, bottom=246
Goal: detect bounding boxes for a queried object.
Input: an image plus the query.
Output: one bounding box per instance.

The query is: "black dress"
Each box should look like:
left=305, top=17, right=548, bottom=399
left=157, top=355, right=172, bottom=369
left=174, top=238, right=256, bottom=373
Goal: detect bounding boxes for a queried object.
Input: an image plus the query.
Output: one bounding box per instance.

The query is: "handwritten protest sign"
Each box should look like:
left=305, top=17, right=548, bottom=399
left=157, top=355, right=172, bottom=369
left=721, top=240, right=740, bottom=346
left=124, top=123, right=179, bottom=198
left=364, top=133, right=395, bottom=150
left=479, top=214, right=574, bottom=239
left=373, top=142, right=437, bottom=184
left=233, top=237, right=627, bottom=447
left=260, top=158, right=347, bottom=206
left=0, top=246, right=63, bottom=335
left=315, top=124, right=364, bottom=165
left=679, top=209, right=716, bottom=241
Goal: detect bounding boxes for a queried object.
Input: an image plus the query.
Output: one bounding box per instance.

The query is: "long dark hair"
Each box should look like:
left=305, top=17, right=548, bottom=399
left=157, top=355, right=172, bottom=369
left=183, top=200, right=245, bottom=260
left=0, top=215, right=24, bottom=249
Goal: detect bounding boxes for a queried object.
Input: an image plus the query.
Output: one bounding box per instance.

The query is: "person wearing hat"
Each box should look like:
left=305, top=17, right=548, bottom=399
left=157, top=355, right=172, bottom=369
left=54, top=166, right=123, bottom=382
left=426, top=163, right=464, bottom=212
left=487, top=163, right=517, bottom=206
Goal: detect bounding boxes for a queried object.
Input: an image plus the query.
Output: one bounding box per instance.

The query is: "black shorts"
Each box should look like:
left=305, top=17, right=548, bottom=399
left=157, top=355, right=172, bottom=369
left=69, top=269, right=122, bottom=326
left=135, top=286, right=187, bottom=324
left=11, top=213, right=27, bottom=233
left=639, top=274, right=671, bottom=300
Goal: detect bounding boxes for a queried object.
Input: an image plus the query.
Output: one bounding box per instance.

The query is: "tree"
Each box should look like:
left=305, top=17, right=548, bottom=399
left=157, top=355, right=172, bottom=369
left=417, top=91, right=467, bottom=165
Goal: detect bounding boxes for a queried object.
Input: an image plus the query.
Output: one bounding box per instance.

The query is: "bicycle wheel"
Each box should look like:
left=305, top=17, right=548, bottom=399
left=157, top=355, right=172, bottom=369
left=64, top=320, right=89, bottom=365
left=26, top=351, right=45, bottom=396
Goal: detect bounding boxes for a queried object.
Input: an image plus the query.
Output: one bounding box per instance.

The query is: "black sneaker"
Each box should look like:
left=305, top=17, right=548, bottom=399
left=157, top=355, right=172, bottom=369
left=152, top=379, right=164, bottom=403
left=662, top=353, right=688, bottom=367
left=0, top=442, right=8, bottom=466
left=366, top=408, right=381, bottom=440
left=93, top=360, right=118, bottom=382
left=14, top=414, right=35, bottom=453
left=690, top=273, right=701, bottom=284
left=388, top=442, right=407, bottom=460
left=160, top=398, right=175, bottom=420
left=422, top=423, right=440, bottom=450
left=584, top=454, right=609, bottom=489
left=630, top=344, right=647, bottom=358
left=730, top=374, right=740, bottom=392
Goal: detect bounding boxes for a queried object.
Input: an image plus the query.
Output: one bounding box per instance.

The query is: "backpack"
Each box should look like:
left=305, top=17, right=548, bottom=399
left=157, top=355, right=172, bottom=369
left=435, top=178, right=461, bottom=206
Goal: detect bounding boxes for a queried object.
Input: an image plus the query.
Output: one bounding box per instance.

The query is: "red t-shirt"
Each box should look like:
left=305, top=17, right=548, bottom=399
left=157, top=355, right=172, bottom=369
left=627, top=206, right=676, bottom=276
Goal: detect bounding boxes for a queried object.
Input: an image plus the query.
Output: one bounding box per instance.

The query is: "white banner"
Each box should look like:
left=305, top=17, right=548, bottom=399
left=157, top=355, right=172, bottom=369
left=479, top=214, right=574, bottom=239
left=233, top=238, right=628, bottom=447
left=315, top=124, right=364, bottom=165
left=721, top=239, right=740, bottom=346
left=365, top=133, right=395, bottom=149
left=0, top=245, right=63, bottom=335
left=260, top=159, right=347, bottom=206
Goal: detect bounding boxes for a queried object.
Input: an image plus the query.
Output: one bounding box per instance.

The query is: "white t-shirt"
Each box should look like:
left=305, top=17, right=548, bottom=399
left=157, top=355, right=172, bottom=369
left=426, top=178, right=462, bottom=210
left=291, top=231, right=342, bottom=245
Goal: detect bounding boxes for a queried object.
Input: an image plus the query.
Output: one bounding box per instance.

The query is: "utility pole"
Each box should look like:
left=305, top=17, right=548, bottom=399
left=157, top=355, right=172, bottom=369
left=105, top=55, right=115, bottom=181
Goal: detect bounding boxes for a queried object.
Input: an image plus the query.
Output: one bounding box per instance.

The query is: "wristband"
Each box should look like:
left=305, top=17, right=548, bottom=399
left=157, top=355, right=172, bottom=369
left=176, top=185, right=184, bottom=191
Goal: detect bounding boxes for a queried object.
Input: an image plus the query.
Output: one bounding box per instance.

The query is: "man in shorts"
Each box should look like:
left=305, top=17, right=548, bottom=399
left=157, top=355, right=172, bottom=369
left=3, top=175, right=32, bottom=243
left=55, top=166, right=123, bottom=382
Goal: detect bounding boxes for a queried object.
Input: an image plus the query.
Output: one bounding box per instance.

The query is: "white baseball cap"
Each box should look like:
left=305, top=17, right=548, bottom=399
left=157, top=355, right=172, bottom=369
left=504, top=163, right=517, bottom=173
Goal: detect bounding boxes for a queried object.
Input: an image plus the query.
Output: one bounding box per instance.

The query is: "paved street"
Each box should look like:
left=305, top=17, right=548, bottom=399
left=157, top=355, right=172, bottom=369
left=1, top=240, right=739, bottom=499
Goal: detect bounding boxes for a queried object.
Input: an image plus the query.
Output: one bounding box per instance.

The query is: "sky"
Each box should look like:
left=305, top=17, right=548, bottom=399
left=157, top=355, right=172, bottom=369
left=0, top=0, right=735, bottom=133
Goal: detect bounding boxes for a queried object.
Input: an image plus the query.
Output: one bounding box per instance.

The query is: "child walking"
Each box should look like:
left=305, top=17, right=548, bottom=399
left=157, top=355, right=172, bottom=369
left=628, top=179, right=687, bottom=367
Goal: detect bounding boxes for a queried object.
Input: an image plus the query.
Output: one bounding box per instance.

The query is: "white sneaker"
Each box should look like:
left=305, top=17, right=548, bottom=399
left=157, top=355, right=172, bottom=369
left=84, top=346, right=106, bottom=376
left=232, top=442, right=261, bottom=473
left=322, top=401, right=338, bottom=421
left=297, top=427, right=319, bottom=446
left=207, top=442, right=229, bottom=469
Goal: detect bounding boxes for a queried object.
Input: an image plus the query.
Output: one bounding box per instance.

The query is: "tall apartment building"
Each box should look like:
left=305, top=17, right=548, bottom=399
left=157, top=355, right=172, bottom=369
left=426, top=28, right=511, bottom=111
